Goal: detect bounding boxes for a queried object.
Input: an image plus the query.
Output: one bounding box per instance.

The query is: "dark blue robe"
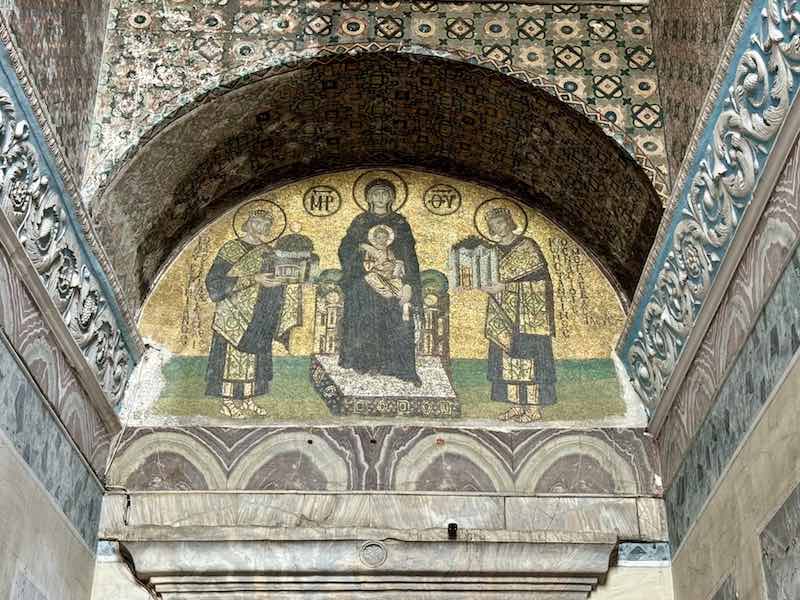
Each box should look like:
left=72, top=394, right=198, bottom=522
left=338, top=211, right=421, bottom=383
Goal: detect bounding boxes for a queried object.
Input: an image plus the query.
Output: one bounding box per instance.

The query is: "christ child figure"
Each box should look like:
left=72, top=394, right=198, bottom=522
left=360, top=224, right=413, bottom=320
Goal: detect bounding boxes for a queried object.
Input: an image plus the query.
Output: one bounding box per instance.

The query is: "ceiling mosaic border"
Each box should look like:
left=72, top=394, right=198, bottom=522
left=84, top=0, right=668, bottom=202
left=619, top=0, right=800, bottom=420
left=0, top=35, right=140, bottom=407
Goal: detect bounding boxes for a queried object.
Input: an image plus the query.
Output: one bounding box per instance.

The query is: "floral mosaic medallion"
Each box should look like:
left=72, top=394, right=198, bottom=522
left=137, top=169, right=633, bottom=426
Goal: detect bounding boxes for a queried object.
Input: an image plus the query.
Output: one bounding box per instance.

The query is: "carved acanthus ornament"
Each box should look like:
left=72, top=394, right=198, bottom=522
left=623, top=0, right=800, bottom=412
left=0, top=89, right=133, bottom=405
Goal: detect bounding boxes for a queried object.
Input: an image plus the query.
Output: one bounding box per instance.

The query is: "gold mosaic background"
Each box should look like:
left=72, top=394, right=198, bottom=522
left=140, top=169, right=624, bottom=361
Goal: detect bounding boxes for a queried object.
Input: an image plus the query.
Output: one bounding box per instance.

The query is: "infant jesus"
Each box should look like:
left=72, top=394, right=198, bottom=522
left=360, top=224, right=413, bottom=321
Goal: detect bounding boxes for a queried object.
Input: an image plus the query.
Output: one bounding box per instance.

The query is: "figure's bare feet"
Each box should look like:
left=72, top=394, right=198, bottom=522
left=499, top=405, right=542, bottom=423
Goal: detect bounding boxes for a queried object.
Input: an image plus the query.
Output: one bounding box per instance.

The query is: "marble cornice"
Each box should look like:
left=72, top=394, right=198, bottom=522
left=620, top=0, right=754, bottom=341
left=617, top=0, right=800, bottom=431
left=0, top=15, right=144, bottom=357
left=116, top=527, right=618, bottom=599
left=0, top=212, right=121, bottom=432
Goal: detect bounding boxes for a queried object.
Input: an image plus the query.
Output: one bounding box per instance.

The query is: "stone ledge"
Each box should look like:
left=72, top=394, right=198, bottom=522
left=101, top=492, right=670, bottom=543
left=117, top=529, right=618, bottom=599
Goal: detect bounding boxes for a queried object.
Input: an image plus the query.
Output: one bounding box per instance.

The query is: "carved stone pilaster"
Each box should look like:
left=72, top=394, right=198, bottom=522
left=620, top=0, right=800, bottom=421
left=0, top=81, right=135, bottom=406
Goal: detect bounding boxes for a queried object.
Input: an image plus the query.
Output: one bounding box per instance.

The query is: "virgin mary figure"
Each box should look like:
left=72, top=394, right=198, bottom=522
left=338, top=178, right=422, bottom=385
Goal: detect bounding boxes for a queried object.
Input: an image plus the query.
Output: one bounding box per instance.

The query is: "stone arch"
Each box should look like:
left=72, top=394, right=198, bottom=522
left=108, top=432, right=228, bottom=490
left=87, top=43, right=666, bottom=202
left=90, top=46, right=664, bottom=314
left=515, top=433, right=639, bottom=495
left=392, top=431, right=515, bottom=492
left=227, top=431, right=351, bottom=491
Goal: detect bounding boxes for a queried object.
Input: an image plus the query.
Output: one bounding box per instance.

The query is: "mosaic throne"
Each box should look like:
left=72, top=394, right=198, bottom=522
left=310, top=269, right=459, bottom=418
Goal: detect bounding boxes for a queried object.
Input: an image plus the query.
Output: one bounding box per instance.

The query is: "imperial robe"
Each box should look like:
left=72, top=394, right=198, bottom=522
left=205, top=239, right=301, bottom=399
left=338, top=211, right=422, bottom=383
left=484, top=235, right=557, bottom=406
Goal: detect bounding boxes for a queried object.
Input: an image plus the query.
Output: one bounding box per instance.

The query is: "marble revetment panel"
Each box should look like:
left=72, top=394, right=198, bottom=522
left=761, top=482, right=800, bottom=599
left=665, top=240, right=800, bottom=551
left=107, top=425, right=660, bottom=496
left=0, top=333, right=104, bottom=549
left=0, top=244, right=114, bottom=474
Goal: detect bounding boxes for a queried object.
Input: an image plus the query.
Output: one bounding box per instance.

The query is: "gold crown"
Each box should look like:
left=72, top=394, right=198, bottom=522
left=249, top=207, right=273, bottom=220
left=485, top=206, right=512, bottom=223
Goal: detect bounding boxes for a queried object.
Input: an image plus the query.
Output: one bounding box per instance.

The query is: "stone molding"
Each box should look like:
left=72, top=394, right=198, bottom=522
left=99, top=492, right=670, bottom=542
left=0, top=46, right=140, bottom=407
left=0, top=16, right=144, bottom=357
left=626, top=0, right=753, bottom=322
left=0, top=213, right=121, bottom=430
left=115, top=526, right=617, bottom=599
left=618, top=0, right=800, bottom=426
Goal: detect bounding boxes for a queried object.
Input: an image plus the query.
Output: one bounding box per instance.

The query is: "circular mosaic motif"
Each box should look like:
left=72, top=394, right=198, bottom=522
left=423, top=184, right=462, bottom=216
left=304, top=186, right=343, bottom=217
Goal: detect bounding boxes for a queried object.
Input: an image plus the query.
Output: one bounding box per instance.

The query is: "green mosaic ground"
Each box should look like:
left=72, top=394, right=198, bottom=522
left=155, top=356, right=624, bottom=421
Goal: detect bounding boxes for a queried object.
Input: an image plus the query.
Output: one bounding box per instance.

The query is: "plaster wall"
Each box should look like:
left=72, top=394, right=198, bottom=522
left=0, top=436, right=96, bottom=600
left=671, top=349, right=800, bottom=600
left=593, top=566, right=674, bottom=599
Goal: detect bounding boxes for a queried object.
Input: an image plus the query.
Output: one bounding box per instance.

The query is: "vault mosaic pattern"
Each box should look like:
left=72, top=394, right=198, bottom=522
left=620, top=0, right=800, bottom=416
left=135, top=169, right=632, bottom=425
left=650, top=0, right=743, bottom=179
left=665, top=234, right=800, bottom=551
left=3, top=0, right=111, bottom=180
left=92, top=51, right=663, bottom=317
left=0, top=335, right=104, bottom=549
left=659, top=137, right=800, bottom=487
left=108, top=426, right=660, bottom=495
left=0, top=244, right=114, bottom=475
left=84, top=0, right=668, bottom=202
left=0, top=59, right=138, bottom=406
left=761, top=480, right=800, bottom=599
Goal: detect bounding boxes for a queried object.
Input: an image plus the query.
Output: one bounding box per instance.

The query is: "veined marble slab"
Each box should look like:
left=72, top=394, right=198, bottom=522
left=119, top=528, right=616, bottom=600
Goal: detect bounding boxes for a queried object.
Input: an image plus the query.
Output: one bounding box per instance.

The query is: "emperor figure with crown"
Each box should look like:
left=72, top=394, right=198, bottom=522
left=481, top=204, right=557, bottom=422
left=204, top=204, right=301, bottom=418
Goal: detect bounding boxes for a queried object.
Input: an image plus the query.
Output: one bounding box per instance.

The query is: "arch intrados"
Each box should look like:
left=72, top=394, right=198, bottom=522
left=94, top=48, right=664, bottom=312
left=94, top=43, right=666, bottom=201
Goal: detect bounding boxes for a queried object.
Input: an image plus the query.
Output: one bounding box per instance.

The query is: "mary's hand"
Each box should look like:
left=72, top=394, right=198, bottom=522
left=254, top=273, right=282, bottom=287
